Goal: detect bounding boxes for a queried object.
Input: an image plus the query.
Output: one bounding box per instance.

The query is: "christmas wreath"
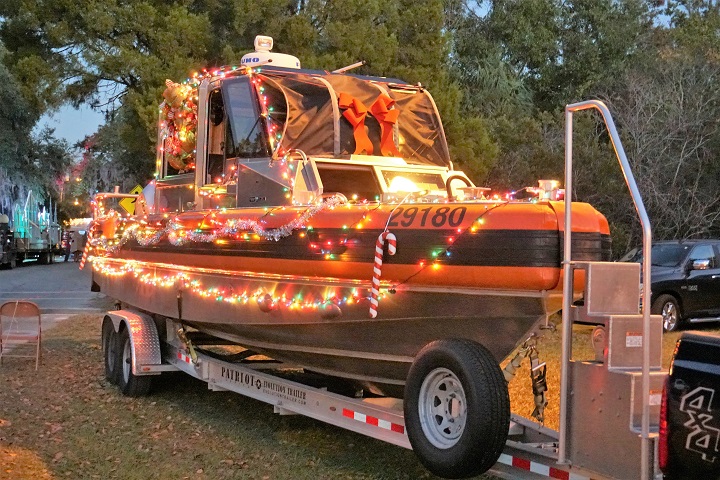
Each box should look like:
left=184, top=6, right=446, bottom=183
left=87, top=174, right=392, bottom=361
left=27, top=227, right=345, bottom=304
left=160, top=79, right=198, bottom=172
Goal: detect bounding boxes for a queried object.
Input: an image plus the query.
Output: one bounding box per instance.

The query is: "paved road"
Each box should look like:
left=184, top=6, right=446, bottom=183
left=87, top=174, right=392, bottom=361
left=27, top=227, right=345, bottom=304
left=0, top=258, right=114, bottom=314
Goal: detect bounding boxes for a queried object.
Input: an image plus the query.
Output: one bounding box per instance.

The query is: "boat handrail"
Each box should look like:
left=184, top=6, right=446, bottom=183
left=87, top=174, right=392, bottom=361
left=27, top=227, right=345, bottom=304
left=559, top=100, right=653, bottom=478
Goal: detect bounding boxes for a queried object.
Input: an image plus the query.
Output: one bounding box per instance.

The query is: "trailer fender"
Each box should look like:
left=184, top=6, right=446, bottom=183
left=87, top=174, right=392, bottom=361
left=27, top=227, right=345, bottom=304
left=104, top=310, right=162, bottom=376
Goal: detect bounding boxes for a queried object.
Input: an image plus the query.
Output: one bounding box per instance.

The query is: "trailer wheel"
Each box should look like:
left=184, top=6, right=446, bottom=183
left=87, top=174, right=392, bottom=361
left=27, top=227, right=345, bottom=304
left=102, top=318, right=120, bottom=384
left=404, top=339, right=510, bottom=479
left=116, top=327, right=152, bottom=397
left=38, top=252, right=50, bottom=265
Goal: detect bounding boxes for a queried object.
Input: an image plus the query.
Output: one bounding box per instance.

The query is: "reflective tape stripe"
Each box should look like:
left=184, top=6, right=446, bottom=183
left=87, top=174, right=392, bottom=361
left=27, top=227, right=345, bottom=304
left=341, top=408, right=404, bottom=434
left=177, top=351, right=192, bottom=364
left=497, top=454, right=591, bottom=480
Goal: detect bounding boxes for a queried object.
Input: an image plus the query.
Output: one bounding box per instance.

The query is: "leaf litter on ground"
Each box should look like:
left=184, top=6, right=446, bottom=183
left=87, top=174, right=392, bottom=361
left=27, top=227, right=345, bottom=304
left=1, top=313, right=708, bottom=479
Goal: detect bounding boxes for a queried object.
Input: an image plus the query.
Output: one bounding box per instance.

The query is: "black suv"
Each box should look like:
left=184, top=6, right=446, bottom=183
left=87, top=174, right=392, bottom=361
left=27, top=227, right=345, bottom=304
left=622, top=240, right=720, bottom=331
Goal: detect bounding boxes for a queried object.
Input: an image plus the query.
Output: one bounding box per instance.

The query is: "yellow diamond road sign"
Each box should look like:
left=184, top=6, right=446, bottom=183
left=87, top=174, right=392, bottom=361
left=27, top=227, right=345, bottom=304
left=119, top=185, right=144, bottom=215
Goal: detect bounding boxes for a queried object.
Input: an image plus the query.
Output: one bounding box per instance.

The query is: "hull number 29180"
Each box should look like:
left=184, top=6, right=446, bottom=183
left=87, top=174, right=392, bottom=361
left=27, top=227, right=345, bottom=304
left=387, top=206, right=467, bottom=228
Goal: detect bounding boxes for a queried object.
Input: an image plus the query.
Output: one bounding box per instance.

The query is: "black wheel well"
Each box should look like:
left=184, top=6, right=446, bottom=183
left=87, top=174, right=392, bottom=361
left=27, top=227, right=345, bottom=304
left=653, top=291, right=683, bottom=315
left=102, top=315, right=126, bottom=334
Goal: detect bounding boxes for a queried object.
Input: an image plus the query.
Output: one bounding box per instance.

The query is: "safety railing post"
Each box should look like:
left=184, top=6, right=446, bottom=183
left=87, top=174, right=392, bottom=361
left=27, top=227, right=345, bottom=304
left=560, top=100, right=654, bottom=479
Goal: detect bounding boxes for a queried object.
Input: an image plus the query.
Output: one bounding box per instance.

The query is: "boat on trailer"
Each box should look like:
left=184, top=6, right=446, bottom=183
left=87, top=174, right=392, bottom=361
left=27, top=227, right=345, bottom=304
left=88, top=36, right=619, bottom=477
left=89, top=36, right=611, bottom=398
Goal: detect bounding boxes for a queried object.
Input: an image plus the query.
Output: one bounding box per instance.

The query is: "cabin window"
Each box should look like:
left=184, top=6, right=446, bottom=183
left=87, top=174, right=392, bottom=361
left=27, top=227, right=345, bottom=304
left=381, top=170, right=445, bottom=193
left=260, top=78, right=287, bottom=155
left=222, top=77, right=269, bottom=159
left=207, top=89, right=226, bottom=184
left=390, top=88, right=450, bottom=167
left=260, top=73, right=333, bottom=157
left=316, top=164, right=381, bottom=203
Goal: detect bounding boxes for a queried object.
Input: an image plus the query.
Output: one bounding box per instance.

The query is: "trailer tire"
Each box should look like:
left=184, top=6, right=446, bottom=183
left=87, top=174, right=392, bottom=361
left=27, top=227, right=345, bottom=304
left=404, top=339, right=509, bottom=479
left=102, top=318, right=120, bottom=384
left=116, top=327, right=152, bottom=397
left=38, top=252, right=49, bottom=265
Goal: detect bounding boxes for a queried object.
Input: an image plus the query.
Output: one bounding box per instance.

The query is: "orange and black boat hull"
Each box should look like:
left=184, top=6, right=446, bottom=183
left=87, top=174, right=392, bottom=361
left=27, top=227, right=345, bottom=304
left=91, top=200, right=610, bottom=394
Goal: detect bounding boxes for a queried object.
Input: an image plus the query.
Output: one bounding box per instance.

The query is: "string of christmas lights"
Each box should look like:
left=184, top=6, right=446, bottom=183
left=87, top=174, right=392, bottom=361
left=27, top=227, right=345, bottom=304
left=90, top=258, right=375, bottom=312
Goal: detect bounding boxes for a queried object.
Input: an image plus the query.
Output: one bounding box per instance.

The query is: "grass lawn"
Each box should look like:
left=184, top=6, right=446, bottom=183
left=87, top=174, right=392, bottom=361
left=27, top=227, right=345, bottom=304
left=1, top=314, right=717, bottom=479
left=503, top=318, right=720, bottom=430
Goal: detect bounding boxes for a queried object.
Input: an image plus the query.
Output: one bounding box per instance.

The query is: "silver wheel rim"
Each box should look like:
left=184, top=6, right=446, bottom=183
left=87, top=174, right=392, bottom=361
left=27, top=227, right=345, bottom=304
left=662, top=301, right=678, bottom=331
left=418, top=367, right=467, bottom=449
left=122, top=337, right=132, bottom=382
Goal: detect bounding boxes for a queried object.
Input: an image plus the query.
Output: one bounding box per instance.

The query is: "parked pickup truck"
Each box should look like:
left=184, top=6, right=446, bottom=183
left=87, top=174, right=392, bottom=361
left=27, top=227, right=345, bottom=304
left=622, top=239, right=720, bottom=331
left=661, top=331, right=720, bottom=478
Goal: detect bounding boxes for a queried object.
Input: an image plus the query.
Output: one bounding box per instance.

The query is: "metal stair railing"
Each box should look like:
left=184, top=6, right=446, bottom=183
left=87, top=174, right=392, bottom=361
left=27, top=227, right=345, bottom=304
left=559, top=100, right=654, bottom=479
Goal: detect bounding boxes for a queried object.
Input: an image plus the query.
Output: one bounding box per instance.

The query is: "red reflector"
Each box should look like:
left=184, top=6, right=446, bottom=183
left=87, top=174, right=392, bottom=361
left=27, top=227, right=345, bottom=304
left=658, top=378, right=669, bottom=470
left=512, top=456, right=531, bottom=470
left=549, top=467, right=570, bottom=480
left=390, top=423, right=405, bottom=434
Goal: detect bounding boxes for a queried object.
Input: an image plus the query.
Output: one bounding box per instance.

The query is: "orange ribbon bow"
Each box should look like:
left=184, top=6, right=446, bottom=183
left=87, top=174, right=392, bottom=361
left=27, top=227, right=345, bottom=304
left=370, top=94, right=400, bottom=157
left=338, top=92, right=374, bottom=155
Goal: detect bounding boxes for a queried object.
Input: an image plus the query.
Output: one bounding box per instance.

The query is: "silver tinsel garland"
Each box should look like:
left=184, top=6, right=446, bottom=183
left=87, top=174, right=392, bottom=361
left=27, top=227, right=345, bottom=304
left=89, top=195, right=344, bottom=253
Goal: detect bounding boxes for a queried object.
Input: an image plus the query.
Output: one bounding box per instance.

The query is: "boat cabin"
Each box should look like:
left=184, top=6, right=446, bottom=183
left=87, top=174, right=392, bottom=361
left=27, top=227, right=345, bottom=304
left=152, top=37, right=478, bottom=215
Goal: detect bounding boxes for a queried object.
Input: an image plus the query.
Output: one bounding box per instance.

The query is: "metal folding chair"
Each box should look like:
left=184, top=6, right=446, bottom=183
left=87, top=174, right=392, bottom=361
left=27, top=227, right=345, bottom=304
left=0, top=300, right=42, bottom=370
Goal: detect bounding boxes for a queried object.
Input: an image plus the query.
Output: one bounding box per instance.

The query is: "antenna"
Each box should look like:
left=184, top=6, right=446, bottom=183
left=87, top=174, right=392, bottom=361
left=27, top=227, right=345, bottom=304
left=332, top=61, right=366, bottom=74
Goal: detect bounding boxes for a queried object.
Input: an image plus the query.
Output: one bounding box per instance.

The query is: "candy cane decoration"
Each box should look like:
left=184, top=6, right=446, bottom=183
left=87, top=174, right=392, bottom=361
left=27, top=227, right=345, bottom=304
left=78, top=242, right=90, bottom=270
left=369, top=231, right=396, bottom=318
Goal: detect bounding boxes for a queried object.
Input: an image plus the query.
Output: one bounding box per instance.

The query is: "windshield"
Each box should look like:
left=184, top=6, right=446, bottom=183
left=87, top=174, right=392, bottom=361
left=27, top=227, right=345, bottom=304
left=222, top=77, right=269, bottom=158
left=651, top=244, right=692, bottom=267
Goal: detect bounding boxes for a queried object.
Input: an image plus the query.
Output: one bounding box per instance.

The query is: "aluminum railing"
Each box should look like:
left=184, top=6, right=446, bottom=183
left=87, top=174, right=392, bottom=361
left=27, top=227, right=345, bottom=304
left=559, top=100, right=654, bottom=479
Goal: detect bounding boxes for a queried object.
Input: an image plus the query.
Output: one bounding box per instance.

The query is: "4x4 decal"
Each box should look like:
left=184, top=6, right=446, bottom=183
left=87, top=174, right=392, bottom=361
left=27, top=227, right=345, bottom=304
left=681, top=386, right=720, bottom=463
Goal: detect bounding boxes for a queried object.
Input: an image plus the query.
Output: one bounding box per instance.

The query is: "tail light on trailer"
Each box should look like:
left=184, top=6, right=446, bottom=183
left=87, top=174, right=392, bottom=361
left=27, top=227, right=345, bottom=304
left=658, top=377, right=669, bottom=471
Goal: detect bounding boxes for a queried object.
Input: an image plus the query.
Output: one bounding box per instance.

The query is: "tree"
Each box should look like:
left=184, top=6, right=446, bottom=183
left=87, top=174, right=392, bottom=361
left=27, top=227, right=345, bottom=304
left=93, top=107, right=158, bottom=189
left=480, top=0, right=655, bottom=111
left=0, top=43, right=67, bottom=217
left=601, top=3, right=720, bottom=246
left=4, top=0, right=717, bottom=259
left=0, top=44, right=35, bottom=170
left=2, top=0, right=498, bottom=188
